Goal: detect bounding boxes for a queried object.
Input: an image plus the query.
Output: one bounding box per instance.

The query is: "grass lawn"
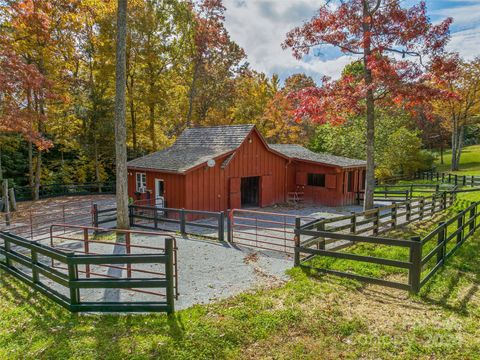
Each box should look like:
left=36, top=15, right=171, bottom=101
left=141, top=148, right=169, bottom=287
left=2, top=204, right=480, bottom=359
left=434, top=144, right=480, bottom=175
left=2, top=149, right=480, bottom=359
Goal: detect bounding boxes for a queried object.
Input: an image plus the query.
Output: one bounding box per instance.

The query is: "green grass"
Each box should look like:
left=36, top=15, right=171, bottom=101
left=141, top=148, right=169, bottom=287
left=2, top=148, right=480, bottom=359
left=434, top=144, right=480, bottom=175
left=2, top=202, right=480, bottom=359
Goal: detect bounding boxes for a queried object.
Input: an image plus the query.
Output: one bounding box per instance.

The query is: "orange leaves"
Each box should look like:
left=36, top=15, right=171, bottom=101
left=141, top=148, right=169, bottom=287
left=283, top=0, right=454, bottom=126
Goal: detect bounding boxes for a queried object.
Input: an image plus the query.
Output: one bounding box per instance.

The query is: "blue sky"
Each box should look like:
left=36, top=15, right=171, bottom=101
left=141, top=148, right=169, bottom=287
left=223, top=0, right=480, bottom=83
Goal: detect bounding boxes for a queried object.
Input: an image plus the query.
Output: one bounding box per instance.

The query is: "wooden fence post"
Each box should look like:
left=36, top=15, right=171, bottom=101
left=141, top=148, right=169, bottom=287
left=391, top=204, right=397, bottom=229
left=457, top=212, right=464, bottom=244
left=409, top=236, right=422, bottom=294
left=350, top=211, right=356, bottom=234
left=442, top=192, right=447, bottom=210
left=227, top=210, right=233, bottom=243
left=406, top=200, right=411, bottom=223
left=67, top=251, right=80, bottom=307
left=31, top=241, right=40, bottom=284
left=83, top=228, right=90, bottom=278
left=4, top=236, right=11, bottom=267
left=218, top=212, right=225, bottom=242
left=373, top=208, right=379, bottom=235
left=463, top=175, right=467, bottom=186
left=128, top=205, right=134, bottom=227
left=419, top=198, right=424, bottom=220
left=469, top=206, right=476, bottom=234
left=294, top=217, right=301, bottom=266
left=437, top=222, right=446, bottom=265
left=455, top=174, right=458, bottom=186
left=179, top=209, right=186, bottom=235
left=92, top=203, right=98, bottom=229
left=165, top=237, right=175, bottom=314
left=153, top=207, right=159, bottom=229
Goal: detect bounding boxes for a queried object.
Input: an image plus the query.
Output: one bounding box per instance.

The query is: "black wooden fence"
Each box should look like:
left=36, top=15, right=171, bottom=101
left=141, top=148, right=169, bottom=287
left=416, top=171, right=480, bottom=187
left=294, top=201, right=480, bottom=293
left=0, top=228, right=176, bottom=313
left=128, top=205, right=225, bottom=241
left=14, top=182, right=115, bottom=201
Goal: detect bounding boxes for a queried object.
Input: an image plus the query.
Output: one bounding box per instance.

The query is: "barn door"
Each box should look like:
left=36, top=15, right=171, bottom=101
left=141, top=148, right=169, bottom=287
left=229, top=177, right=241, bottom=209
left=261, top=175, right=274, bottom=207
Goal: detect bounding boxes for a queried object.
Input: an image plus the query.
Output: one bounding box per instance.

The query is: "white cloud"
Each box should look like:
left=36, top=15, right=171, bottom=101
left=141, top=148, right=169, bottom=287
left=448, top=28, right=480, bottom=60
left=223, top=0, right=349, bottom=82
left=223, top=0, right=480, bottom=83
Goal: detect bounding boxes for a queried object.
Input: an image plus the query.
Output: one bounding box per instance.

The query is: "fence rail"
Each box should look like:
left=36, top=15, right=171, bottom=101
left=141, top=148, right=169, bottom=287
left=0, top=226, right=177, bottom=313
left=129, top=205, right=225, bottom=241
left=416, top=171, right=480, bottom=187
left=14, top=182, right=115, bottom=202
left=294, top=201, right=480, bottom=293
left=306, top=192, right=454, bottom=237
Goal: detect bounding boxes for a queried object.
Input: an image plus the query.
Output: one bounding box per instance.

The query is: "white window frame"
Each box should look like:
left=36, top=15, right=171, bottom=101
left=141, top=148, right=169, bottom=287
left=136, top=173, right=147, bottom=192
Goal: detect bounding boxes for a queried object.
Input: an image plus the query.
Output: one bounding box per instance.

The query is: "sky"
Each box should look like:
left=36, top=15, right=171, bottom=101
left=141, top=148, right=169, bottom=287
left=223, top=0, right=480, bottom=83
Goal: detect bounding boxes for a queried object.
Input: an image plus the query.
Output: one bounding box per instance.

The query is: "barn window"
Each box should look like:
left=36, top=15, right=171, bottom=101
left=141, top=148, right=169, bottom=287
left=136, top=173, right=147, bottom=192
left=307, top=173, right=325, bottom=187
left=347, top=171, right=355, bottom=192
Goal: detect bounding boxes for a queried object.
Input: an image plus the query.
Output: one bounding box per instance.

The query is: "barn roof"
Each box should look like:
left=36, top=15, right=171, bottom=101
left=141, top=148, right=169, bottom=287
left=128, top=124, right=366, bottom=173
left=269, top=144, right=366, bottom=168
left=127, top=124, right=254, bottom=173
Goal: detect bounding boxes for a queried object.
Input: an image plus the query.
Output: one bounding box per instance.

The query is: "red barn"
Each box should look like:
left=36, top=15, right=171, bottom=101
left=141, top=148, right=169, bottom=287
left=127, top=124, right=366, bottom=211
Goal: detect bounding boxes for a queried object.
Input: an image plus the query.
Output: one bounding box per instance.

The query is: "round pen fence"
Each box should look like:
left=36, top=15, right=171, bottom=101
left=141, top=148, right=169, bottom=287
left=0, top=225, right=177, bottom=313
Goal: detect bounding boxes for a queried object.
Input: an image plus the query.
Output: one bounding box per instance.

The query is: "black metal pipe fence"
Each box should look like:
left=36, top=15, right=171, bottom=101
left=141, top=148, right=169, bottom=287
left=294, top=201, right=480, bottom=293
left=14, top=182, right=115, bottom=202
left=0, top=226, right=177, bottom=313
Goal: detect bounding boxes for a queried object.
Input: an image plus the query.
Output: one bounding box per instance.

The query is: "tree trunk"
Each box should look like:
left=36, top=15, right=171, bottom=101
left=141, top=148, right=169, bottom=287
left=450, top=118, right=464, bottom=171
left=149, top=102, right=156, bottom=150
left=94, top=137, right=102, bottom=193
left=33, top=150, right=41, bottom=201
left=186, top=59, right=200, bottom=127
left=128, top=72, right=137, bottom=154
left=455, top=125, right=464, bottom=170
left=114, top=0, right=130, bottom=230
left=362, top=1, right=375, bottom=210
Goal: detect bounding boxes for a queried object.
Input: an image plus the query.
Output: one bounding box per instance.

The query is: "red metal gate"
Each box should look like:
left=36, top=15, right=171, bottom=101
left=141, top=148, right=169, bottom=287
left=228, top=209, right=315, bottom=253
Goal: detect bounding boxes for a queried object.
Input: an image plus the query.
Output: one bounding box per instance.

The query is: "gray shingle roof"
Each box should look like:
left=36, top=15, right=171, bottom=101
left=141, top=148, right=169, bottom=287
left=269, top=144, right=366, bottom=168
left=127, top=124, right=254, bottom=173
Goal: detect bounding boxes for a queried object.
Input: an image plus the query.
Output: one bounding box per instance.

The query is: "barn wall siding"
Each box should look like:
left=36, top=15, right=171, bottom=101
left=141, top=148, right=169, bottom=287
left=127, top=130, right=364, bottom=211
left=184, top=130, right=288, bottom=212
left=128, top=170, right=185, bottom=209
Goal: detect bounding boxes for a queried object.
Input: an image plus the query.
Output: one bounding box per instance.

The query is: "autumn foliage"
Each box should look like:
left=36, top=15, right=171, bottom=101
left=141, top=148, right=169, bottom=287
left=283, top=0, right=455, bottom=124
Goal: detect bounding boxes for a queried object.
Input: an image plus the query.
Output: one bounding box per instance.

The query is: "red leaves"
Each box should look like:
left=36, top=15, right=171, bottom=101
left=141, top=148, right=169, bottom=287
left=283, top=0, right=454, bottom=125
left=0, top=45, right=53, bottom=150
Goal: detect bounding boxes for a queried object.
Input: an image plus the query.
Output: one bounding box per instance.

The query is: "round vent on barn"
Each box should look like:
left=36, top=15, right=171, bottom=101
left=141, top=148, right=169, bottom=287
left=207, top=159, right=216, bottom=168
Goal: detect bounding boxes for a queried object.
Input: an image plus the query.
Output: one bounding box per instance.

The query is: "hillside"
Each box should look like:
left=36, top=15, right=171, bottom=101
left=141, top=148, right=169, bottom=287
left=435, top=145, right=480, bottom=175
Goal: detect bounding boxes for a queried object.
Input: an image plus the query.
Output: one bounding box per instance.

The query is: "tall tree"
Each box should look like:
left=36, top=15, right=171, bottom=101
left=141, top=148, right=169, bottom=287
left=434, top=58, right=480, bottom=170
left=283, top=0, right=453, bottom=210
left=115, top=0, right=129, bottom=229
left=186, top=0, right=245, bottom=127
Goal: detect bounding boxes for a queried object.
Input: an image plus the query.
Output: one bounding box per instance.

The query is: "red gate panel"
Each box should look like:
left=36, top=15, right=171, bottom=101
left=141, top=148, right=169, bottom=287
left=229, top=177, right=241, bottom=209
